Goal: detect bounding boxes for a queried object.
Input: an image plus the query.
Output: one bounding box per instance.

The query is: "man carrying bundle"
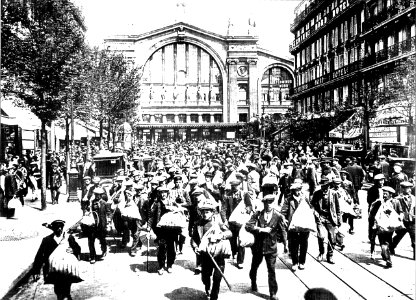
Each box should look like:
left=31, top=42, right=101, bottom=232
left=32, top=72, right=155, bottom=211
left=148, top=186, right=183, bottom=275
left=246, top=194, right=287, bottom=300
left=191, top=198, right=232, bottom=300
left=32, top=220, right=82, bottom=300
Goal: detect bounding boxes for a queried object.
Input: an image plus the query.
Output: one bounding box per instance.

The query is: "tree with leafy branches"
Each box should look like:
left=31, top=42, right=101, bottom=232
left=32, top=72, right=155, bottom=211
left=88, top=49, right=141, bottom=150
left=1, top=0, right=86, bottom=210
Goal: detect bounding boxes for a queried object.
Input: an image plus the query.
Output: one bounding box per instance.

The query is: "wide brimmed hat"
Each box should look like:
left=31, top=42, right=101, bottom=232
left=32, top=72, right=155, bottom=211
left=229, top=180, right=241, bottom=186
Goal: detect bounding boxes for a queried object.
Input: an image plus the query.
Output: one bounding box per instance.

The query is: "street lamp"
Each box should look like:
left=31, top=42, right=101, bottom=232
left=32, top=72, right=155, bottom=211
left=67, top=97, right=79, bottom=202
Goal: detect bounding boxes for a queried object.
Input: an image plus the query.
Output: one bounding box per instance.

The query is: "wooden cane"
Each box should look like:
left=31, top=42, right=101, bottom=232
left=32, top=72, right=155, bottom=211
left=207, top=252, right=232, bottom=291
left=147, top=233, right=150, bottom=272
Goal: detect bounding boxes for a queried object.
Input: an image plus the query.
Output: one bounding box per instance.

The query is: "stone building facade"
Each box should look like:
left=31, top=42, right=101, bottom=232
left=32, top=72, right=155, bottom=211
left=104, top=22, right=294, bottom=143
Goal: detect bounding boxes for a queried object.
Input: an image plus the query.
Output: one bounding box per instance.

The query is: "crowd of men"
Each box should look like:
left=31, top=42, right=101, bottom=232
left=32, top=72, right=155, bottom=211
left=1, top=139, right=414, bottom=300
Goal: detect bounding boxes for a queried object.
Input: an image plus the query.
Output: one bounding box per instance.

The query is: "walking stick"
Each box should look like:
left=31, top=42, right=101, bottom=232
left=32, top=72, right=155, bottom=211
left=207, top=252, right=232, bottom=291
left=146, top=232, right=150, bottom=273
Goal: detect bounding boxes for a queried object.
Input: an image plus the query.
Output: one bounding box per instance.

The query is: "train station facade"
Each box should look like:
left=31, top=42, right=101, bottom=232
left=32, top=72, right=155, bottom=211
left=104, top=22, right=294, bottom=143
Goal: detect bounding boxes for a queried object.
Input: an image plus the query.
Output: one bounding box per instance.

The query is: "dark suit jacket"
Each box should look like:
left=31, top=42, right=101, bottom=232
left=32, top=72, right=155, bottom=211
left=190, top=214, right=232, bottom=250
left=32, top=233, right=81, bottom=281
left=311, top=189, right=341, bottom=226
left=281, top=194, right=311, bottom=225
left=246, top=209, right=287, bottom=255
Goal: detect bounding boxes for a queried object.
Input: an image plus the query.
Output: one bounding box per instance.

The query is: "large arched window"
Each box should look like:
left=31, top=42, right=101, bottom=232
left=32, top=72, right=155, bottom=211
left=261, top=66, right=293, bottom=105
left=140, top=42, right=223, bottom=106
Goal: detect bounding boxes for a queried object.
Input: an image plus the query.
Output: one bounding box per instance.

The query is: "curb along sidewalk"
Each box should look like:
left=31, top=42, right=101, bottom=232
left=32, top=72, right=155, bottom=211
left=0, top=192, right=83, bottom=300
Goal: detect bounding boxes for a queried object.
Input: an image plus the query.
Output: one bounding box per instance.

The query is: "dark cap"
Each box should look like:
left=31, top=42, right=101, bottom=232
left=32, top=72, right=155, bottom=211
left=50, top=220, right=65, bottom=228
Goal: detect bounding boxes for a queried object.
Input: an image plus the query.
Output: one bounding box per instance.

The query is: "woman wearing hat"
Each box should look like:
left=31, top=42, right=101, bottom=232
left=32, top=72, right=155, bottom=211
left=32, top=220, right=81, bottom=300
left=246, top=194, right=287, bottom=300
left=368, top=186, right=400, bottom=267
left=281, top=183, right=310, bottom=271
left=191, top=198, right=232, bottom=300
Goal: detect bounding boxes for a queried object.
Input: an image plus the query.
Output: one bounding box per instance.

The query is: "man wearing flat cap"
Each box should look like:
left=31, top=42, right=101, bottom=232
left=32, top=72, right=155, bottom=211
left=85, top=187, right=109, bottom=264
left=246, top=194, right=287, bottom=300
left=391, top=181, right=415, bottom=259
left=32, top=219, right=81, bottom=300
left=50, top=163, right=62, bottom=205
left=368, top=186, right=399, bottom=267
left=306, top=157, right=319, bottom=197
left=222, top=180, right=253, bottom=269
left=281, top=183, right=310, bottom=271
left=310, top=176, right=341, bottom=264
left=389, top=163, right=408, bottom=197
left=191, top=199, right=232, bottom=300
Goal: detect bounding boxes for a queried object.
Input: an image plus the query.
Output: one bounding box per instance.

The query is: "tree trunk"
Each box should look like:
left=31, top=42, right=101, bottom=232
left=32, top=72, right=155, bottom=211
left=99, top=119, right=103, bottom=148
left=107, top=119, right=111, bottom=150
left=40, top=121, right=47, bottom=210
left=65, top=117, right=70, bottom=194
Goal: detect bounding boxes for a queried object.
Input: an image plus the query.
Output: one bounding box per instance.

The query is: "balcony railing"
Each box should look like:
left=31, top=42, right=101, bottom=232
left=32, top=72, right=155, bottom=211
left=362, top=37, right=416, bottom=68
left=361, top=0, right=415, bottom=34
left=293, top=61, right=359, bottom=94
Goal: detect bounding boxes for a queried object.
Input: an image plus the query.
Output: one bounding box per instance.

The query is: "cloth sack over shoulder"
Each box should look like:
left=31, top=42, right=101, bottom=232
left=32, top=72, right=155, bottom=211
left=199, top=222, right=232, bottom=258
left=238, top=225, right=255, bottom=247
left=120, top=203, right=142, bottom=220
left=288, top=199, right=316, bottom=232
left=48, top=236, right=83, bottom=284
left=80, top=211, right=97, bottom=227
left=375, top=202, right=405, bottom=232
left=157, top=210, right=187, bottom=229
left=7, top=196, right=22, bottom=209
left=229, top=197, right=252, bottom=226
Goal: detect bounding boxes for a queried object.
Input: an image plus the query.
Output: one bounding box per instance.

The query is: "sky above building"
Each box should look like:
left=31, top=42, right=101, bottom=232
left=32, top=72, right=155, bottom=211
left=73, top=0, right=300, bottom=59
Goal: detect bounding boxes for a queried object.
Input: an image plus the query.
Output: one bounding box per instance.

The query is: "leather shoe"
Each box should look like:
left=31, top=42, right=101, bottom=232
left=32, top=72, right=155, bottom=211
left=298, top=264, right=305, bottom=270
left=236, top=263, right=243, bottom=269
left=251, top=281, right=258, bottom=292
left=386, top=261, right=392, bottom=268
left=316, top=254, right=323, bottom=262
left=349, top=229, right=355, bottom=235
left=270, top=294, right=279, bottom=300
left=327, top=257, right=335, bottom=264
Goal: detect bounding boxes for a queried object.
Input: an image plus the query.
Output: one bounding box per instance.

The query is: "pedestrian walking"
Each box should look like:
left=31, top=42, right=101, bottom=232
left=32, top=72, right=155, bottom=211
left=310, top=176, right=341, bottom=264
left=191, top=198, right=232, bottom=300
left=281, top=183, right=310, bottom=271
left=246, top=194, right=287, bottom=300
left=31, top=220, right=82, bottom=300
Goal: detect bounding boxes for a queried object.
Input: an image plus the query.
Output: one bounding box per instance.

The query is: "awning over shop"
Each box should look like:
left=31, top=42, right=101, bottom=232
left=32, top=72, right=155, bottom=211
left=329, top=110, right=363, bottom=139
left=136, top=122, right=241, bottom=129
left=1, top=100, right=41, bottom=130
left=54, top=121, right=98, bottom=140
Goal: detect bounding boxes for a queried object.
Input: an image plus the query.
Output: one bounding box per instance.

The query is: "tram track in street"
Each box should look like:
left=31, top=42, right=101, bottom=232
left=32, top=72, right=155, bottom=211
left=276, top=232, right=414, bottom=300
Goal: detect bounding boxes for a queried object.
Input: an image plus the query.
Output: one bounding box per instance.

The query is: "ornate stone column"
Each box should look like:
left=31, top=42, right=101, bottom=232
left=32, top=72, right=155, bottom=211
left=248, top=58, right=258, bottom=119
left=198, top=114, right=203, bottom=123
left=150, top=115, right=155, bottom=123
left=186, top=114, right=191, bottom=123
left=210, top=114, right=215, bottom=123
left=227, top=58, right=239, bottom=123
left=174, top=114, right=179, bottom=123
left=162, top=114, right=167, bottom=123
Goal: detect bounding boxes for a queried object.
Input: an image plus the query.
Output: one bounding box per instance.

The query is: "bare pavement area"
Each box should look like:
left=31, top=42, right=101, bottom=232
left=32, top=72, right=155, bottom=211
left=1, top=191, right=415, bottom=300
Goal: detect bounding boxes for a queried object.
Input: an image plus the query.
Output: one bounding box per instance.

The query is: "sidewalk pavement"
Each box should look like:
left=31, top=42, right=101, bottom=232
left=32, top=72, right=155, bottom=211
left=0, top=190, right=83, bottom=299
